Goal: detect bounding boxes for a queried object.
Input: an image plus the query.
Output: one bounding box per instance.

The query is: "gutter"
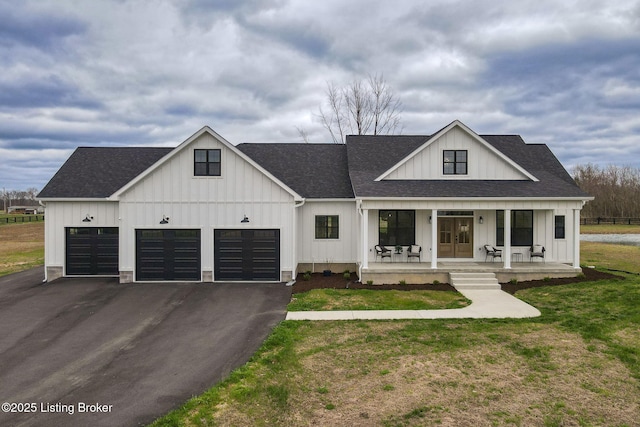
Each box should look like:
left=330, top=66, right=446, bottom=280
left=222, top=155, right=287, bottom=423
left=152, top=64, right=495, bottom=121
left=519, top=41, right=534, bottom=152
left=38, top=200, right=47, bottom=283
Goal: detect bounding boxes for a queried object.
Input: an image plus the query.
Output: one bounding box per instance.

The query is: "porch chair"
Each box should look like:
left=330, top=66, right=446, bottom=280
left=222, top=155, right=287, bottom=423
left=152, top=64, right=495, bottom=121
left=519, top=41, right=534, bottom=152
left=530, top=245, right=546, bottom=262
left=375, top=245, right=392, bottom=262
left=484, top=245, right=502, bottom=262
left=407, top=245, right=422, bottom=262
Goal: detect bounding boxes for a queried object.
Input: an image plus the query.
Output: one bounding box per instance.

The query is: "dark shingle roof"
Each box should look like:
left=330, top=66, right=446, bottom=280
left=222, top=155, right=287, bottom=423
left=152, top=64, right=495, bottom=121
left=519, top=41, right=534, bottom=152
left=346, top=134, right=590, bottom=198
left=237, top=143, right=354, bottom=198
left=38, top=147, right=172, bottom=198
left=38, top=131, right=588, bottom=200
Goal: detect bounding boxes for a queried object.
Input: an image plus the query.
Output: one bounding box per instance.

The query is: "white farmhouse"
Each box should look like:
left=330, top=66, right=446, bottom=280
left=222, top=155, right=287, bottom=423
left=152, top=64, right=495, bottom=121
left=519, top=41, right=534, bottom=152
left=38, top=120, right=592, bottom=284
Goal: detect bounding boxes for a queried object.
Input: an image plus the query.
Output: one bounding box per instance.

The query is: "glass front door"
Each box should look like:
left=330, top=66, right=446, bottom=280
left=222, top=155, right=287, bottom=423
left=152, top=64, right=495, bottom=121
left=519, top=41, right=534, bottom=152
left=438, top=218, right=473, bottom=258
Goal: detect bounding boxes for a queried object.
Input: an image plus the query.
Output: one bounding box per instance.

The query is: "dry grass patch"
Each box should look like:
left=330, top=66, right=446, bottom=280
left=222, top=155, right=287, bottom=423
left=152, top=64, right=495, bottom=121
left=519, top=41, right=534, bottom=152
left=0, top=222, right=44, bottom=276
left=206, top=322, right=639, bottom=427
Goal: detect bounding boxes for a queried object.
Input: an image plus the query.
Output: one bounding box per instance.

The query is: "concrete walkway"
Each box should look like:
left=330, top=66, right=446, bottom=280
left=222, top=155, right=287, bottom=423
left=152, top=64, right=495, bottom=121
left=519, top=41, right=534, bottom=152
left=285, top=286, right=541, bottom=321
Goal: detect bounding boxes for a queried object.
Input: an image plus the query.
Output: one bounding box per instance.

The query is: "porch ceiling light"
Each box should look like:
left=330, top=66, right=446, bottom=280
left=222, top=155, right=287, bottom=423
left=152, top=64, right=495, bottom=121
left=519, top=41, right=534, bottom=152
left=160, top=215, right=170, bottom=224
left=429, top=216, right=432, bottom=224
left=479, top=216, right=484, bottom=224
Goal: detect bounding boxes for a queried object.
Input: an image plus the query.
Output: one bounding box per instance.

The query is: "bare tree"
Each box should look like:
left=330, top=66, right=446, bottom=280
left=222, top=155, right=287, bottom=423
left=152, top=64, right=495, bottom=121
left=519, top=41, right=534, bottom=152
left=317, top=74, right=403, bottom=144
left=573, top=163, right=640, bottom=218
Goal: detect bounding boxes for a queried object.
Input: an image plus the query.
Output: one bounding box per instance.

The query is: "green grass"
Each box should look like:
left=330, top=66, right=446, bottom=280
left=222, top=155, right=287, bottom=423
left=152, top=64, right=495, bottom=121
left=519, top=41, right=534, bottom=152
left=581, top=224, right=640, bottom=234
left=0, top=213, right=44, bottom=226
left=151, top=271, right=640, bottom=426
left=581, top=241, right=640, bottom=274
left=287, top=288, right=470, bottom=311
left=0, top=222, right=44, bottom=277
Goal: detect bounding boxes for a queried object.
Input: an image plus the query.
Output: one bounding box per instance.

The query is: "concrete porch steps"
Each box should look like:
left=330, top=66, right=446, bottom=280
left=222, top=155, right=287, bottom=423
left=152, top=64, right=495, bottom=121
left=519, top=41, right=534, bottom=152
left=449, top=272, right=501, bottom=290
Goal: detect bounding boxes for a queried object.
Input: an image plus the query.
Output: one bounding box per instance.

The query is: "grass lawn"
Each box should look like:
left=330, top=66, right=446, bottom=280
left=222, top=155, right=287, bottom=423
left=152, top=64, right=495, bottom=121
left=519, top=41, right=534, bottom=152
left=581, top=241, right=640, bottom=274
left=288, top=288, right=470, bottom=311
left=151, top=276, right=640, bottom=425
left=0, top=222, right=44, bottom=276
left=581, top=224, right=640, bottom=234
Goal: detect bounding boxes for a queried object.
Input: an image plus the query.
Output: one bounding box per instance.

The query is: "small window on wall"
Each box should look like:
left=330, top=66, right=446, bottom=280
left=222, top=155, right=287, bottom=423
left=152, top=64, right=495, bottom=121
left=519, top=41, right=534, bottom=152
left=555, top=215, right=565, bottom=239
left=315, top=215, right=339, bottom=239
left=194, top=149, right=221, bottom=176
left=443, top=150, right=468, bottom=175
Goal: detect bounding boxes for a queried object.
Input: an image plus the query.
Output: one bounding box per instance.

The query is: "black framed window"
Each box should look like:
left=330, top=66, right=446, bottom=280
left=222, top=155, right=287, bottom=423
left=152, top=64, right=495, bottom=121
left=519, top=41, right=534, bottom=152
left=315, top=215, right=339, bottom=239
left=194, top=149, right=221, bottom=176
left=496, top=210, right=533, bottom=246
left=379, top=210, right=415, bottom=246
left=555, top=215, right=565, bottom=239
left=443, top=150, right=467, bottom=175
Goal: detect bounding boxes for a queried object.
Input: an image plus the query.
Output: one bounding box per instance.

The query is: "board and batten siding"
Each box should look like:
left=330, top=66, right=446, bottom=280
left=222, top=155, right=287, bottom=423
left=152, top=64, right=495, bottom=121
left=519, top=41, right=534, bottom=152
left=384, top=127, right=528, bottom=180
left=297, top=201, right=358, bottom=270
left=43, top=201, right=119, bottom=279
left=362, top=200, right=583, bottom=263
left=117, top=132, right=296, bottom=281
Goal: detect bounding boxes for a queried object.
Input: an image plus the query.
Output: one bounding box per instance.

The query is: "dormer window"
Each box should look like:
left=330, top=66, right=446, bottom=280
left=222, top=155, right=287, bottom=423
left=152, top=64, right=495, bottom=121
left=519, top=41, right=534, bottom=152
left=194, top=149, right=221, bottom=176
left=443, top=150, right=467, bottom=175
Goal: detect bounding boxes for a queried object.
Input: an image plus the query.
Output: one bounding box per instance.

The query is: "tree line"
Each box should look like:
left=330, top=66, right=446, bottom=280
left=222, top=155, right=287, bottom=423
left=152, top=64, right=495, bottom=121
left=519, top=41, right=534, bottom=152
left=1, top=187, right=40, bottom=212
left=573, top=164, right=640, bottom=218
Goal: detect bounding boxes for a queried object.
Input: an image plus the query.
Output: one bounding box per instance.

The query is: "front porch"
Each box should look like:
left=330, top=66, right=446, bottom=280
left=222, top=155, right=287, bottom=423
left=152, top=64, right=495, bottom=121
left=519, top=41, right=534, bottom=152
left=360, top=261, right=581, bottom=285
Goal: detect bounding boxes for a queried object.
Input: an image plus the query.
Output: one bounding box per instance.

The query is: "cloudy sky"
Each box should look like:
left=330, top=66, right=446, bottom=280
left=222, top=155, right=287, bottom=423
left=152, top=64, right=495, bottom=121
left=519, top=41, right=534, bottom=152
left=1, top=0, right=640, bottom=191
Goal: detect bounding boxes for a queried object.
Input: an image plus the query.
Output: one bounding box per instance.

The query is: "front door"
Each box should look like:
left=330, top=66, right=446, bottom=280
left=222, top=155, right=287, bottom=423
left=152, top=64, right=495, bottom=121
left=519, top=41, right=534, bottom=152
left=438, top=218, right=473, bottom=258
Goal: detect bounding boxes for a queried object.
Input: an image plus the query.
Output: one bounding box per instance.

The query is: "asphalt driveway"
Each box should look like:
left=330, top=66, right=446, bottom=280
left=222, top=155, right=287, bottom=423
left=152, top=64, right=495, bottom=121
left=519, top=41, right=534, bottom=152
left=0, top=268, right=291, bottom=427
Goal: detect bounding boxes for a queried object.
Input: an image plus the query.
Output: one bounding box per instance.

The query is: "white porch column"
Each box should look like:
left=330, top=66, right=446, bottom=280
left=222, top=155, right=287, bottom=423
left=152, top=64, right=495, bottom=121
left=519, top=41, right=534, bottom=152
left=573, top=209, right=581, bottom=268
left=362, top=209, right=369, bottom=269
left=504, top=209, right=511, bottom=269
left=431, top=209, right=438, bottom=269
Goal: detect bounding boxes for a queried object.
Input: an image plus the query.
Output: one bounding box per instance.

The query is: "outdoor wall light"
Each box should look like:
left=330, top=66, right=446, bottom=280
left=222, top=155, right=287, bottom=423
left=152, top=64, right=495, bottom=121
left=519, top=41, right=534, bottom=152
left=479, top=216, right=484, bottom=224
left=429, top=216, right=432, bottom=224
left=160, top=215, right=170, bottom=224
left=82, top=214, right=93, bottom=222
left=241, top=215, right=250, bottom=223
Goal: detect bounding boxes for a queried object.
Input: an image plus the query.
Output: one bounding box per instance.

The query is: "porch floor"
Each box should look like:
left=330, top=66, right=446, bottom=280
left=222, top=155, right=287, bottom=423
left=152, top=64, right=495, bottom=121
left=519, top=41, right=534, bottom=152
left=361, top=261, right=580, bottom=284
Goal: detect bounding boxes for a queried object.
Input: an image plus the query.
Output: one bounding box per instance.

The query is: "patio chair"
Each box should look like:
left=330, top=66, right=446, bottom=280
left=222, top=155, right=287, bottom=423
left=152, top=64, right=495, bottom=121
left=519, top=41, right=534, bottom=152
left=375, top=245, right=391, bottom=262
left=407, top=245, right=422, bottom=262
left=530, top=245, right=546, bottom=262
left=484, top=245, right=502, bottom=262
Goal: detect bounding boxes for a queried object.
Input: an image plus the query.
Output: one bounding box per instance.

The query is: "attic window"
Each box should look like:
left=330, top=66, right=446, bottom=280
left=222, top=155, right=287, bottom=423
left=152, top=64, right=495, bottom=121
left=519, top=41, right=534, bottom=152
left=443, top=150, right=467, bottom=175
left=194, top=149, right=221, bottom=176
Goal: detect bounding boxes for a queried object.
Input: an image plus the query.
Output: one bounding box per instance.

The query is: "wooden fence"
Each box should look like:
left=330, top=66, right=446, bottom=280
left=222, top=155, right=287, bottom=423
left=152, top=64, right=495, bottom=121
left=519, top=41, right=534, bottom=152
left=582, top=217, right=640, bottom=225
left=0, top=215, right=45, bottom=224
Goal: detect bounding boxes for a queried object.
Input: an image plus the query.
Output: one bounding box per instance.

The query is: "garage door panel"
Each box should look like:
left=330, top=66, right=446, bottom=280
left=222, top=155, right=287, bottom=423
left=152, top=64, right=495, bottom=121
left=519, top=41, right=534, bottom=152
left=66, top=227, right=119, bottom=276
left=214, top=229, right=279, bottom=281
left=136, top=229, right=201, bottom=281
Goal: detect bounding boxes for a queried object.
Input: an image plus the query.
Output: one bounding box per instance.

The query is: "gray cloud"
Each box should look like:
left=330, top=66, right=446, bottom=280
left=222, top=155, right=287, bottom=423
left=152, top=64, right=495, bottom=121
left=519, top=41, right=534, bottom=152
left=1, top=0, right=640, bottom=190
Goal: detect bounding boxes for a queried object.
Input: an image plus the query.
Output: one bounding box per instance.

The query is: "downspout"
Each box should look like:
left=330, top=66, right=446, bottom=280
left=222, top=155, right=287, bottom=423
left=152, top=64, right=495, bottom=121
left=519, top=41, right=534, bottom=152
left=38, top=200, right=47, bottom=283
left=292, top=198, right=305, bottom=283
left=357, top=200, right=363, bottom=282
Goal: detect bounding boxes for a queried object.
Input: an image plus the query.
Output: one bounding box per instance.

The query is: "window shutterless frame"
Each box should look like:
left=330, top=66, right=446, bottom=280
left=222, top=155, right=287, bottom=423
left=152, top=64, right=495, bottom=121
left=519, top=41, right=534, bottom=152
left=315, top=215, right=339, bottom=239
left=443, top=150, right=468, bottom=175
left=194, top=149, right=221, bottom=176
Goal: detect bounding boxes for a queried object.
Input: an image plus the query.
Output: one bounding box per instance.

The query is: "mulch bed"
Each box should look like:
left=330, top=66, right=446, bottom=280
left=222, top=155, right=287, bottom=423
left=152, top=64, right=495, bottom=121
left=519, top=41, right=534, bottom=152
left=291, top=267, right=623, bottom=295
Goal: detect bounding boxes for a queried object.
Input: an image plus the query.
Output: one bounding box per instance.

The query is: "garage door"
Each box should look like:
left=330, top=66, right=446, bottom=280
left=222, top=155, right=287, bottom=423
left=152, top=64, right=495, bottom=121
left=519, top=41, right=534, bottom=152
left=136, top=229, right=201, bottom=281
left=66, top=227, right=119, bottom=276
left=214, top=229, right=280, bottom=281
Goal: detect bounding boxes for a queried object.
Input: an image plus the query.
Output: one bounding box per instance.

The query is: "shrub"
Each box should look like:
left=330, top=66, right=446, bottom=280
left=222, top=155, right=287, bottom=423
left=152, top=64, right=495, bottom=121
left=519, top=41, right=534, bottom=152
left=343, top=270, right=351, bottom=280
left=303, top=273, right=311, bottom=281
left=399, top=280, right=406, bottom=285
left=432, top=280, right=440, bottom=285
left=510, top=278, right=518, bottom=285
left=366, top=280, right=374, bottom=286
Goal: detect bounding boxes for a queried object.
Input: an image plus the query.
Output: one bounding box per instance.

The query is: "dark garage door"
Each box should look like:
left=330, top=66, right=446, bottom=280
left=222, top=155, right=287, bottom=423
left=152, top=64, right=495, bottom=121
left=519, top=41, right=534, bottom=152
left=66, top=227, right=119, bottom=275
left=214, top=229, right=280, bottom=281
left=136, top=229, right=201, bottom=281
